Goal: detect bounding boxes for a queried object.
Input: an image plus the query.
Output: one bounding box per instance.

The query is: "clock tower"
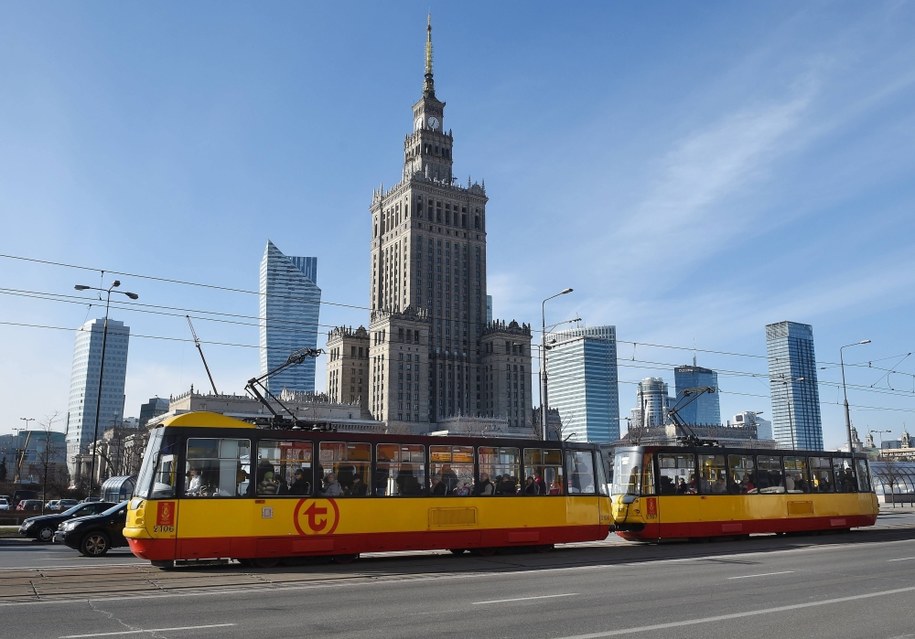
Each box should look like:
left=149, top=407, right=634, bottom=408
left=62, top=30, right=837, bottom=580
left=404, top=16, right=452, bottom=183
left=337, top=17, right=532, bottom=435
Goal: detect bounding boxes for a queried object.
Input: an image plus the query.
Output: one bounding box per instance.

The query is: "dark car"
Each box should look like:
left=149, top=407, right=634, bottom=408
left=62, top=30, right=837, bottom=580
left=18, top=501, right=116, bottom=542
left=54, top=501, right=128, bottom=556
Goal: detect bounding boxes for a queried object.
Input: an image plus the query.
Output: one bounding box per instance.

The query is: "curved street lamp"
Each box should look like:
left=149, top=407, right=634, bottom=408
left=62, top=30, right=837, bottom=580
left=840, top=339, right=871, bottom=456
left=74, top=280, right=139, bottom=497
left=540, top=287, right=573, bottom=440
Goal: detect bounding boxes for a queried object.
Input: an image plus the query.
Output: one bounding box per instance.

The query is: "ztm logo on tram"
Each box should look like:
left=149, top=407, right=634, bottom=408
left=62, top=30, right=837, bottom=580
left=294, top=498, right=340, bottom=536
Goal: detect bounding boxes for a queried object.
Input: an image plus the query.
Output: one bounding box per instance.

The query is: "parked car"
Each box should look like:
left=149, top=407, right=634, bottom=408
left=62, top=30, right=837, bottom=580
left=16, top=499, right=43, bottom=512
left=18, top=501, right=116, bottom=542
left=0, top=497, right=10, bottom=511
left=45, top=500, right=60, bottom=511
left=54, top=501, right=128, bottom=556
left=57, top=499, right=80, bottom=510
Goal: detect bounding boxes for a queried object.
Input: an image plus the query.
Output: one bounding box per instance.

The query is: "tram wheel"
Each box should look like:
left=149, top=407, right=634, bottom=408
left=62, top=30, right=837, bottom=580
left=151, top=560, right=175, bottom=570
left=251, top=557, right=279, bottom=568
left=332, top=553, right=359, bottom=564
left=471, top=547, right=496, bottom=557
left=449, top=549, right=466, bottom=556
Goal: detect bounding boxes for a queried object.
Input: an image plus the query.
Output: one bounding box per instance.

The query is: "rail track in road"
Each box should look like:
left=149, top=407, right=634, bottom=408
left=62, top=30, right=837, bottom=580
left=3, top=522, right=914, bottom=605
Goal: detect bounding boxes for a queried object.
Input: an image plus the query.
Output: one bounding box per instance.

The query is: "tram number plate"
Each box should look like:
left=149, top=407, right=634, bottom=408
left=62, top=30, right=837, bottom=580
left=153, top=525, right=175, bottom=533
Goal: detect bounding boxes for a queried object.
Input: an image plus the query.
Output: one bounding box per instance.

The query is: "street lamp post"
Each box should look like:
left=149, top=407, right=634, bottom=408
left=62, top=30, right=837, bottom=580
left=74, top=280, right=138, bottom=497
left=540, top=288, right=573, bottom=441
left=779, top=376, right=803, bottom=449
left=840, top=339, right=871, bottom=456
left=17, top=417, right=34, bottom=483
left=870, top=428, right=892, bottom=454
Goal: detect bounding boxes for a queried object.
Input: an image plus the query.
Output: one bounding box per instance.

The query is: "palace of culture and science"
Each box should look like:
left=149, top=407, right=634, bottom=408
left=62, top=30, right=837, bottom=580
left=326, top=19, right=533, bottom=436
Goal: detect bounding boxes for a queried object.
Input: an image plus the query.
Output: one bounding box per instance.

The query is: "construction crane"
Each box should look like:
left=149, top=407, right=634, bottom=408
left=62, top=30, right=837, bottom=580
left=186, top=315, right=219, bottom=395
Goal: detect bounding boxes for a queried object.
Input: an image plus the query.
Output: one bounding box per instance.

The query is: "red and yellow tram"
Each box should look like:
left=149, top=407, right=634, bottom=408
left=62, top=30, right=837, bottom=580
left=124, top=412, right=612, bottom=567
left=610, top=444, right=878, bottom=541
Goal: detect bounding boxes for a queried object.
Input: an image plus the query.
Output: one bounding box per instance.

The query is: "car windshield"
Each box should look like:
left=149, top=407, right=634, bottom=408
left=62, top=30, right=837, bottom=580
left=61, top=503, right=94, bottom=516
left=102, top=501, right=129, bottom=516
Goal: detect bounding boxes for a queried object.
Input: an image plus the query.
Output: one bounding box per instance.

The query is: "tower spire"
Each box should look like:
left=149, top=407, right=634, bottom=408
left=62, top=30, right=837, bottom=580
left=423, top=14, right=435, bottom=98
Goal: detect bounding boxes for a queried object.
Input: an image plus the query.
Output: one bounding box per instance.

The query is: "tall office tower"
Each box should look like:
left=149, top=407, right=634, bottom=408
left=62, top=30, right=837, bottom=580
left=65, top=318, right=130, bottom=481
left=673, top=363, right=721, bottom=425
left=636, top=377, right=669, bottom=429
left=766, top=321, right=823, bottom=450
left=546, top=325, right=620, bottom=443
left=259, top=240, right=322, bottom=394
left=333, top=19, right=532, bottom=433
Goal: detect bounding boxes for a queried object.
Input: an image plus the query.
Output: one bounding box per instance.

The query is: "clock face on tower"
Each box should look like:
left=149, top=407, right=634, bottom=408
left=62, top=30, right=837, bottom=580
left=427, top=115, right=440, bottom=130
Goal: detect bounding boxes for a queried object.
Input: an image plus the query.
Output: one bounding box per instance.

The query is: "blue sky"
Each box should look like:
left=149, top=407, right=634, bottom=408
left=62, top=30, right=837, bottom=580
left=2, top=1, right=914, bottom=449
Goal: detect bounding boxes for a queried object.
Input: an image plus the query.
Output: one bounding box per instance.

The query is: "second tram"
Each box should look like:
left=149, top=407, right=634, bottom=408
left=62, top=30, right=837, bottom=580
left=610, top=444, right=878, bottom=541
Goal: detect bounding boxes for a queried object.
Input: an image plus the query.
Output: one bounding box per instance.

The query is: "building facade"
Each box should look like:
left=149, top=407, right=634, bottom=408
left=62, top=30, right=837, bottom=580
left=633, top=377, right=670, bottom=432
left=766, top=320, right=823, bottom=450
left=329, top=19, right=533, bottom=434
left=65, top=317, right=130, bottom=482
left=259, top=240, right=322, bottom=394
left=546, top=325, right=620, bottom=443
left=139, top=397, right=169, bottom=427
left=673, top=364, right=721, bottom=426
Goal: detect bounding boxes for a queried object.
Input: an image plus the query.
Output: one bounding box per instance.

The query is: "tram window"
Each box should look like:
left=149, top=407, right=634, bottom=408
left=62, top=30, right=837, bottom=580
left=256, top=440, right=313, bottom=497
left=478, top=446, right=520, bottom=495
left=783, top=456, right=810, bottom=493
left=320, top=442, right=371, bottom=496
left=833, top=458, right=857, bottom=492
left=523, top=448, right=562, bottom=495
left=612, top=453, right=639, bottom=495
left=657, top=453, right=695, bottom=494
left=186, top=438, right=251, bottom=497
left=856, top=459, right=872, bottom=492
left=756, top=455, right=784, bottom=493
left=809, top=457, right=834, bottom=492
left=728, top=454, right=755, bottom=493
left=698, top=454, right=727, bottom=494
left=376, top=443, right=426, bottom=496
left=566, top=450, right=596, bottom=494
left=137, top=430, right=177, bottom=499
left=430, top=445, right=474, bottom=495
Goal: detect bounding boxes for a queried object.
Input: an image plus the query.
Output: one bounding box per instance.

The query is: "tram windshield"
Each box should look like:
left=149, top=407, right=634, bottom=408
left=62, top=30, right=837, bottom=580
left=612, top=449, right=640, bottom=496
left=134, top=427, right=180, bottom=499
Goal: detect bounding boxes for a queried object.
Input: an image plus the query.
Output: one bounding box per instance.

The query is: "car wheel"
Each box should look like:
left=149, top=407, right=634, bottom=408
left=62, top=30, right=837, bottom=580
left=37, top=525, right=55, bottom=543
left=80, top=531, right=111, bottom=557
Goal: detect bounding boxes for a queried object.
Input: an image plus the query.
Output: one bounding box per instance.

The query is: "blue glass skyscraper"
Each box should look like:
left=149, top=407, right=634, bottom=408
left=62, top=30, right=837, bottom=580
left=766, top=321, right=822, bottom=450
left=546, top=325, right=619, bottom=443
left=66, top=318, right=130, bottom=482
left=673, top=364, right=720, bottom=426
left=259, top=240, right=321, bottom=395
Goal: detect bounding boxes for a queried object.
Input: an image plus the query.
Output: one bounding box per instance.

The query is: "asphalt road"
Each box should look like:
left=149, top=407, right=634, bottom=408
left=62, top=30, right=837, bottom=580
left=1, top=510, right=914, bottom=638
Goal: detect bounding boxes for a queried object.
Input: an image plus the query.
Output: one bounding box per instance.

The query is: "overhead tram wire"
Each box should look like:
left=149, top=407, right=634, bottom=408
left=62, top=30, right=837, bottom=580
left=8, top=281, right=915, bottom=401
left=5, top=254, right=915, bottom=406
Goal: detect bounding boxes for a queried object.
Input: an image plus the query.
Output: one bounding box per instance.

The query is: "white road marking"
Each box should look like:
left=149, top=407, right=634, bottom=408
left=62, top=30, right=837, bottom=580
left=554, top=585, right=915, bottom=638
left=727, top=570, right=794, bottom=580
left=474, top=593, right=578, bottom=605
left=887, top=556, right=915, bottom=562
left=59, top=623, right=235, bottom=638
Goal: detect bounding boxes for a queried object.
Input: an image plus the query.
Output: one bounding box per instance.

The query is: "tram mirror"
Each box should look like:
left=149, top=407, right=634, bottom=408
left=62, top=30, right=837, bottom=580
left=622, top=494, right=637, bottom=505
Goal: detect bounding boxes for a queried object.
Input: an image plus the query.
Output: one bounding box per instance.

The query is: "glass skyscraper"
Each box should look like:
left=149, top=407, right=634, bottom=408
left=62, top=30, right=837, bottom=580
left=546, top=325, right=619, bottom=443
left=66, top=318, right=130, bottom=481
left=673, top=364, right=720, bottom=426
left=766, top=321, right=822, bottom=450
left=259, top=240, right=321, bottom=395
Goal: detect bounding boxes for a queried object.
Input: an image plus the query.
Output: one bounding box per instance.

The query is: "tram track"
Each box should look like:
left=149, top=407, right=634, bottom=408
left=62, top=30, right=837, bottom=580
left=2, top=523, right=912, bottom=605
